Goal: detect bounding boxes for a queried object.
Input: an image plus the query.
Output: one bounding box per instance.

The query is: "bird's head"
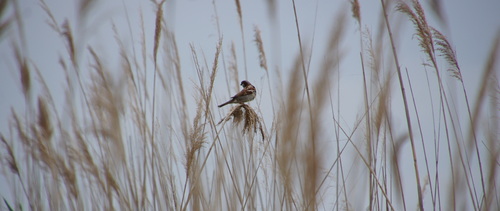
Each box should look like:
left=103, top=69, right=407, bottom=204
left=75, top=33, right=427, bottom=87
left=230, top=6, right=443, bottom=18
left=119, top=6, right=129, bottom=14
left=240, top=80, right=251, bottom=87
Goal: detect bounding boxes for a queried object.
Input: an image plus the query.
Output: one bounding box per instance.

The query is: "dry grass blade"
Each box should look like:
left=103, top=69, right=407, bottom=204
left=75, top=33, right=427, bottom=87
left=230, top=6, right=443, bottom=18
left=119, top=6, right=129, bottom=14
left=75, top=130, right=100, bottom=180
left=397, top=0, right=434, bottom=62
left=428, top=0, right=446, bottom=25
left=0, top=0, right=7, bottom=16
left=187, top=95, right=206, bottom=177
left=351, top=0, right=360, bottom=23
left=265, top=0, right=276, bottom=20
left=217, top=104, right=264, bottom=139
left=88, top=47, right=128, bottom=169
left=150, top=3, right=166, bottom=208
left=463, top=33, right=500, bottom=208
left=185, top=139, right=205, bottom=177
left=153, top=0, right=165, bottom=63
left=39, top=0, right=60, bottom=33
left=276, top=52, right=303, bottom=209
left=217, top=105, right=243, bottom=125
left=234, top=0, right=248, bottom=79
left=389, top=134, right=409, bottom=206
left=2, top=198, right=14, bottom=211
left=229, top=42, right=239, bottom=90
left=205, top=38, right=223, bottom=107
left=383, top=0, right=424, bottom=210
left=165, top=30, right=189, bottom=140
left=254, top=25, right=268, bottom=72
left=89, top=67, right=126, bottom=164
left=291, top=0, right=314, bottom=141
left=77, top=0, right=96, bottom=20
left=14, top=46, right=31, bottom=97
left=432, top=27, right=461, bottom=80
left=185, top=142, right=201, bottom=174
left=234, top=0, right=242, bottom=27
left=485, top=78, right=500, bottom=211
left=0, top=17, right=10, bottom=39
left=180, top=40, right=225, bottom=209
left=37, top=97, right=53, bottom=140
left=374, top=76, right=390, bottom=136
left=470, top=32, right=500, bottom=140
left=57, top=156, right=78, bottom=198
left=304, top=11, right=346, bottom=210
left=12, top=109, right=30, bottom=146
left=105, top=166, right=120, bottom=194
left=242, top=104, right=258, bottom=134
left=1, top=136, right=19, bottom=175
left=0, top=0, right=12, bottom=39
left=61, top=20, right=76, bottom=66
left=2, top=0, right=498, bottom=210
left=254, top=24, right=277, bottom=114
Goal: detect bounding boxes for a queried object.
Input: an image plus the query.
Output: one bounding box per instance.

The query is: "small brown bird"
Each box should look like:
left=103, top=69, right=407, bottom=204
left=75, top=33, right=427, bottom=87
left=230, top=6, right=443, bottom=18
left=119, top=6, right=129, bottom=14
left=218, top=80, right=256, bottom=107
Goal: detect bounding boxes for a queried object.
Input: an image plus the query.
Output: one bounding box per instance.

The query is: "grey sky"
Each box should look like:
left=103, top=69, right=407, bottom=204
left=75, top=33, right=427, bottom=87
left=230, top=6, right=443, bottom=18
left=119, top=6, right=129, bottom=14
left=1, top=0, right=499, bottom=210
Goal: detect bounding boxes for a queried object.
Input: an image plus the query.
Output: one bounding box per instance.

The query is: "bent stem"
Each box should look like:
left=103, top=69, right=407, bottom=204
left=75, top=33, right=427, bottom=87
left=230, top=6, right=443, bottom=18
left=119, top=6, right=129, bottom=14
left=380, top=0, right=424, bottom=210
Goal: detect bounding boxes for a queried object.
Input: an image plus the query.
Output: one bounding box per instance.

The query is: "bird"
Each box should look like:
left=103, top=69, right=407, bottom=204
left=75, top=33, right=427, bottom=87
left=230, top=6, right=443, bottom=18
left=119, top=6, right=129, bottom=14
left=218, top=80, right=256, bottom=108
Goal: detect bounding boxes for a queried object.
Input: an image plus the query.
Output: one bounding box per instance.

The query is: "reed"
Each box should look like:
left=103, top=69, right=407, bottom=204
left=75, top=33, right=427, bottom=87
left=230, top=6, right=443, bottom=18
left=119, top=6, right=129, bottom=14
left=0, top=0, right=498, bottom=210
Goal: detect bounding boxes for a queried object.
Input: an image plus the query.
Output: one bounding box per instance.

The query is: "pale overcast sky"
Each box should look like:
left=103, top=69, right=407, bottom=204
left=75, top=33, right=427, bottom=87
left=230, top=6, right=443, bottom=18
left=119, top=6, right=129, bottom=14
left=1, top=0, right=499, bottom=210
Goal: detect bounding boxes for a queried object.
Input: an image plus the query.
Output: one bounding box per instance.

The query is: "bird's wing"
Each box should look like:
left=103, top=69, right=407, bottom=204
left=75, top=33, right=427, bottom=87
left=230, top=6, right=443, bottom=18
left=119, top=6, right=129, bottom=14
left=232, top=86, right=255, bottom=98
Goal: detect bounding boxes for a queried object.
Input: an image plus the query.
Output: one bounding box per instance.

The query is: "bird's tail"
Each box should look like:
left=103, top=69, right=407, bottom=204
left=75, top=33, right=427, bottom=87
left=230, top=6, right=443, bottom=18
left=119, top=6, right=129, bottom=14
left=218, top=101, right=230, bottom=108
left=219, top=98, right=236, bottom=107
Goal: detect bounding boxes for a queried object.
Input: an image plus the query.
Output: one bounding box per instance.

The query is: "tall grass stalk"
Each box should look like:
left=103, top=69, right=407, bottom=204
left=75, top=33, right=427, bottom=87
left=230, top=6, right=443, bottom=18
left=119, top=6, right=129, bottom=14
left=380, top=0, right=424, bottom=209
left=1, top=0, right=498, bottom=210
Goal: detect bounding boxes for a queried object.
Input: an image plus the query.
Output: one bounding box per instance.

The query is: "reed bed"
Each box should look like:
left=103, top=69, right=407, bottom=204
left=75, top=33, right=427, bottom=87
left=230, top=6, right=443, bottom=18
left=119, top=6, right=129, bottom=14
left=0, top=0, right=498, bottom=210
